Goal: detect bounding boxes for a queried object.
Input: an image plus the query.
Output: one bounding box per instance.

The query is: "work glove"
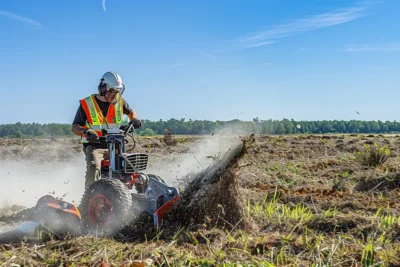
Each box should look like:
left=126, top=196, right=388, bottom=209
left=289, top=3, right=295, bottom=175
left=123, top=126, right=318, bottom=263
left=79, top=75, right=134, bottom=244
left=85, top=129, right=99, bottom=143
left=130, top=118, right=142, bottom=129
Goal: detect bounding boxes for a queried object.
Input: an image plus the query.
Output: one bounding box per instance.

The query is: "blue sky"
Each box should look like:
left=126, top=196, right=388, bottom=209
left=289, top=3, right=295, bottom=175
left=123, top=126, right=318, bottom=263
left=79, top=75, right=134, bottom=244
left=1, top=0, right=400, bottom=124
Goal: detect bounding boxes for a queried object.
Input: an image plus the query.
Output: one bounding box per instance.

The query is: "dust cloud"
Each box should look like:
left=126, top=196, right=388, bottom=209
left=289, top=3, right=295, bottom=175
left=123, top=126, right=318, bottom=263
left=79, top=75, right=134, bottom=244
left=0, top=158, right=85, bottom=208
left=146, top=127, right=243, bottom=187
left=0, top=149, right=85, bottom=234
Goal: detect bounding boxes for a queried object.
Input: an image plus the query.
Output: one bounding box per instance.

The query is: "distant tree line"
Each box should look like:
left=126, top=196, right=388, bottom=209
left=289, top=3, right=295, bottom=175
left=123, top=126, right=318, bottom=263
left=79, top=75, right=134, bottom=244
left=1, top=119, right=400, bottom=138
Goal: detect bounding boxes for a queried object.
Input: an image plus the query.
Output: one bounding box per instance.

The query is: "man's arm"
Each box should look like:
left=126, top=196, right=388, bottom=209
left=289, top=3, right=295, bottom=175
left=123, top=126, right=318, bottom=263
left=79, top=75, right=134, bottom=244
left=72, top=124, right=86, bottom=136
left=71, top=104, right=87, bottom=136
left=122, top=99, right=138, bottom=120
left=127, top=110, right=138, bottom=120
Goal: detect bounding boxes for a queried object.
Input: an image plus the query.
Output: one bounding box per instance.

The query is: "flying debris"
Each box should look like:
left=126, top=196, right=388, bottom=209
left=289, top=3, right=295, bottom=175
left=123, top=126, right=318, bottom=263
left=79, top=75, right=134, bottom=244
left=356, top=111, right=360, bottom=114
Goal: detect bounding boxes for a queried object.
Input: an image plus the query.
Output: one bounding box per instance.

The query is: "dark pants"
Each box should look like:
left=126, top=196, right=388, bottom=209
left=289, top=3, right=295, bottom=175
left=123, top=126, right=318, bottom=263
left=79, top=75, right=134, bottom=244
left=84, top=145, right=109, bottom=188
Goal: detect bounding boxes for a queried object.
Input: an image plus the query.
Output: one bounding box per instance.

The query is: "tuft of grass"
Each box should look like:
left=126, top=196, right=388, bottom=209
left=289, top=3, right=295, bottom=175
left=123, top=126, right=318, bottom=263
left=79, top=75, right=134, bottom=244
left=361, top=239, right=375, bottom=267
left=354, top=143, right=390, bottom=168
left=375, top=208, right=399, bottom=230
left=324, top=207, right=337, bottom=218
left=248, top=192, right=312, bottom=225
left=332, top=171, right=350, bottom=191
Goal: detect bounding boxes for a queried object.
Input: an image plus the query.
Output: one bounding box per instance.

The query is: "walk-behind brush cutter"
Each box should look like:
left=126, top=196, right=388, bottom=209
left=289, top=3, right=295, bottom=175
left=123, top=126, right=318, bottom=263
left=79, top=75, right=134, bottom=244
left=0, top=122, right=180, bottom=243
left=78, top=122, right=180, bottom=236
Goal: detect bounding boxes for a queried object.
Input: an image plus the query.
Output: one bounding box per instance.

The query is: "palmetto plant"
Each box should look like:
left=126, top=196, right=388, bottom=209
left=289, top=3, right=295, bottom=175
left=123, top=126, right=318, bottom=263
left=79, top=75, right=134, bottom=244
left=354, top=143, right=390, bottom=168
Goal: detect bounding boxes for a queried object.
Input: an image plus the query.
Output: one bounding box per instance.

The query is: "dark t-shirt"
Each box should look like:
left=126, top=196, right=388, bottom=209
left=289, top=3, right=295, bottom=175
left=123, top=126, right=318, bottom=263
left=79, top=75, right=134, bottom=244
left=72, top=95, right=132, bottom=126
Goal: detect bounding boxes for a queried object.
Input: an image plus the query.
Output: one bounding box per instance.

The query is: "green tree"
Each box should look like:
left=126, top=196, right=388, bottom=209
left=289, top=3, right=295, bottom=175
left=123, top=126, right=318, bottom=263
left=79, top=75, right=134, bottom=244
left=140, top=128, right=155, bottom=136
left=321, top=121, right=333, bottom=133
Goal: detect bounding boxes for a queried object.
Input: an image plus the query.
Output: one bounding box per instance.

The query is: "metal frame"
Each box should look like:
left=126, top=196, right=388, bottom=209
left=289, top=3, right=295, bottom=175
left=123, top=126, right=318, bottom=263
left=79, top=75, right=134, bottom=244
left=99, top=125, right=180, bottom=226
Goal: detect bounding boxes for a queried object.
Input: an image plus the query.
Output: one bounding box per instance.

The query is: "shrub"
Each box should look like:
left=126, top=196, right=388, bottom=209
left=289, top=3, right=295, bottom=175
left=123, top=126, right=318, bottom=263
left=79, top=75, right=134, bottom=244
left=354, top=142, right=390, bottom=167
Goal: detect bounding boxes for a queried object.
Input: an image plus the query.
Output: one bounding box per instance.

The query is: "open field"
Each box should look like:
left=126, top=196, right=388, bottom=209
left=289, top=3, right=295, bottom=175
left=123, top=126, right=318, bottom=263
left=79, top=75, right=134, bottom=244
left=1, top=134, right=400, bottom=266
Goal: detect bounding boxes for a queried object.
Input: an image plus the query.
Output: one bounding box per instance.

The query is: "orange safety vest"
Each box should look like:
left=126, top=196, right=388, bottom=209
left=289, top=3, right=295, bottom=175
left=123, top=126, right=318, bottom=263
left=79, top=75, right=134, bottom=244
left=80, top=94, right=124, bottom=142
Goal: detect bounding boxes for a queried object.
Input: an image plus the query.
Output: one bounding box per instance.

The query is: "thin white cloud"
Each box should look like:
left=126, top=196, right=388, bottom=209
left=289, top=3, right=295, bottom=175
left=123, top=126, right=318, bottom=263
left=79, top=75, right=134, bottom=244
left=224, top=2, right=373, bottom=50
left=0, top=10, right=41, bottom=27
left=102, top=0, right=106, bottom=12
left=200, top=53, right=220, bottom=59
left=345, top=43, right=400, bottom=52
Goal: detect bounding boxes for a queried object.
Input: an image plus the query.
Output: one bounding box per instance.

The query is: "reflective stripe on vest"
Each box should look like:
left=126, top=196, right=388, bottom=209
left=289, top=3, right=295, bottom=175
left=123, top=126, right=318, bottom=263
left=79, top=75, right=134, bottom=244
left=79, top=95, right=124, bottom=142
left=86, top=123, right=121, bottom=131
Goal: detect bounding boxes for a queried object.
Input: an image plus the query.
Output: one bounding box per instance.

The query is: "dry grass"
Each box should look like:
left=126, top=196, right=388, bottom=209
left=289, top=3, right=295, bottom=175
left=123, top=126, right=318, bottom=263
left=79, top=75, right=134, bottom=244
left=1, top=134, right=400, bottom=266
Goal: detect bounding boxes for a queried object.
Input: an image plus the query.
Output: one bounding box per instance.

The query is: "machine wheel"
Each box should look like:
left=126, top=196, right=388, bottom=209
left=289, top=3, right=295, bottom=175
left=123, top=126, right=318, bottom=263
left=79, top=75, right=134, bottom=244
left=79, top=179, right=132, bottom=236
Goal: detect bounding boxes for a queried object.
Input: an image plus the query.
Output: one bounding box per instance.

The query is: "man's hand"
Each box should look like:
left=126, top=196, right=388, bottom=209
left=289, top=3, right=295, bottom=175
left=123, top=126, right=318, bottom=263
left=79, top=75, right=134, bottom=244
left=85, top=129, right=99, bottom=143
left=130, top=118, right=142, bottom=129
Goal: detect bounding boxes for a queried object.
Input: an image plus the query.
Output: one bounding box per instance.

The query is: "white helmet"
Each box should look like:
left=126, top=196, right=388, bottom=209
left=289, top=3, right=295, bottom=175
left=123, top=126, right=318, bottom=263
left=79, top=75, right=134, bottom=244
left=98, top=71, right=125, bottom=96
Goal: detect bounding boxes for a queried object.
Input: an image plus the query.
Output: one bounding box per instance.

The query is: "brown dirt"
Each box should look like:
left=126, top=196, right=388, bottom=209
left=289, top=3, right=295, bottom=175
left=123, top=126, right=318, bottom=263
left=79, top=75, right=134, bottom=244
left=165, top=137, right=256, bottom=232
